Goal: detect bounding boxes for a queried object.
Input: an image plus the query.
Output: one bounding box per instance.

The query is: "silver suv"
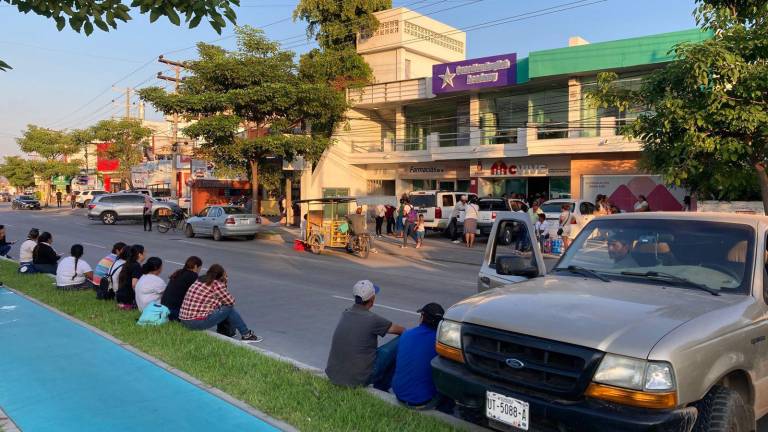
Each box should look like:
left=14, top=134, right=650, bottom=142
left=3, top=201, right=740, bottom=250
left=87, top=193, right=180, bottom=225
left=436, top=212, right=766, bottom=431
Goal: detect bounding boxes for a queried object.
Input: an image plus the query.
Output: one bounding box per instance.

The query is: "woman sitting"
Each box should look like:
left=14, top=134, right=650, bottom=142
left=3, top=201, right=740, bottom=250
left=135, top=257, right=165, bottom=312
left=161, top=256, right=202, bottom=321
left=55, top=244, right=93, bottom=290
left=19, top=228, right=39, bottom=271
left=116, top=245, right=145, bottom=310
left=32, top=232, right=60, bottom=274
left=179, top=264, right=261, bottom=341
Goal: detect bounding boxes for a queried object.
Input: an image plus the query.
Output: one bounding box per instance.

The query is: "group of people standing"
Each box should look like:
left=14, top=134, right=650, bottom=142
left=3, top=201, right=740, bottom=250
left=11, top=228, right=261, bottom=341
left=447, top=195, right=480, bottom=248
left=373, top=197, right=427, bottom=249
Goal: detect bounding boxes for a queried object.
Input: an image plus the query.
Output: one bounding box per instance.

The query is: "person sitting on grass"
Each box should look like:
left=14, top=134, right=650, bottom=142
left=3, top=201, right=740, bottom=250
left=179, top=264, right=262, bottom=342
left=32, top=231, right=60, bottom=274
left=0, top=225, right=15, bottom=259
left=55, top=244, right=93, bottom=290
left=325, top=280, right=405, bottom=391
left=19, top=228, right=39, bottom=270
left=135, top=257, right=166, bottom=312
left=161, top=256, right=202, bottom=321
left=116, top=244, right=145, bottom=310
left=92, top=242, right=127, bottom=287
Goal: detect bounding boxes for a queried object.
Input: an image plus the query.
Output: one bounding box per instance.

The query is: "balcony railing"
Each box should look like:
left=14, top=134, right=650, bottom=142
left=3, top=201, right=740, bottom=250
left=347, top=78, right=430, bottom=106
left=481, top=127, right=519, bottom=145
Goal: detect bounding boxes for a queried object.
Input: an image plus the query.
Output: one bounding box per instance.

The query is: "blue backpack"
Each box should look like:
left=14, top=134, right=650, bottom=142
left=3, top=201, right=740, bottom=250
left=137, top=303, right=170, bottom=326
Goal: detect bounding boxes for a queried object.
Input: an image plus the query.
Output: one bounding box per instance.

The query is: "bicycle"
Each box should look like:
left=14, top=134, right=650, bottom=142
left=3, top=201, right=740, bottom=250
left=157, top=211, right=186, bottom=233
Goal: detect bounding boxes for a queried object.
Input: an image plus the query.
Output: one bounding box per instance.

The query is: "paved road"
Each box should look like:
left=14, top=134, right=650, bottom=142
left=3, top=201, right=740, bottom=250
left=0, top=205, right=484, bottom=369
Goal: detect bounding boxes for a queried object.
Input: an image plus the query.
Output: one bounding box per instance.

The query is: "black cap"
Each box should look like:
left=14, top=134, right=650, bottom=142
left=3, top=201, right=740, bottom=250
left=417, top=302, right=444, bottom=324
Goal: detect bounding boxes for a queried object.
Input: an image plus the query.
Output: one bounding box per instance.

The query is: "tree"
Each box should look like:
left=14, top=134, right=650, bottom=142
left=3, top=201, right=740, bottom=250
left=138, top=26, right=346, bottom=213
left=0, top=156, right=36, bottom=189
left=588, top=0, right=768, bottom=211
left=1, top=0, right=240, bottom=70
left=15, top=125, right=81, bottom=205
left=91, top=119, right=152, bottom=190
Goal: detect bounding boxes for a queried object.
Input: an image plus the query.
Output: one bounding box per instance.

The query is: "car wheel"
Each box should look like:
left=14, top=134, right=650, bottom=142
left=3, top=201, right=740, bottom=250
left=101, top=211, right=117, bottom=225
left=308, top=233, right=323, bottom=254
left=244, top=234, right=256, bottom=240
left=184, top=224, right=195, bottom=238
left=212, top=227, right=223, bottom=241
left=84, top=199, right=91, bottom=206
left=693, top=386, right=753, bottom=432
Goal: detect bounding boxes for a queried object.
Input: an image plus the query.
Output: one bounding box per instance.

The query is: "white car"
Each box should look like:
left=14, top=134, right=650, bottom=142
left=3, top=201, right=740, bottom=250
left=76, top=190, right=107, bottom=207
left=408, top=190, right=478, bottom=235
left=540, top=198, right=596, bottom=238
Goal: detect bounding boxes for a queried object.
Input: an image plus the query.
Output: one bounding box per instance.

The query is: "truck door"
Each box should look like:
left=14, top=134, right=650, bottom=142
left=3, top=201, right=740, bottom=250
left=477, top=213, right=545, bottom=292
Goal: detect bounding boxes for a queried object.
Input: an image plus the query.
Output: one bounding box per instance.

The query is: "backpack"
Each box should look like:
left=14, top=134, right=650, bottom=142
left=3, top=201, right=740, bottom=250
left=407, top=206, right=418, bottom=223
left=96, top=261, right=123, bottom=300
left=137, top=303, right=170, bottom=326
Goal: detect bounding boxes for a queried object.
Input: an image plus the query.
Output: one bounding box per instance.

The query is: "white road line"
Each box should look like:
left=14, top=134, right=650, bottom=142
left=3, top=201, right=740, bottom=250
left=166, top=260, right=185, bottom=266
left=81, top=242, right=107, bottom=249
left=331, top=295, right=419, bottom=315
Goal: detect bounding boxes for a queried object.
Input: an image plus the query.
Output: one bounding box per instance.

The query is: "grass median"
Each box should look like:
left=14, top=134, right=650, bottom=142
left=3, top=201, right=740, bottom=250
left=0, top=261, right=460, bottom=432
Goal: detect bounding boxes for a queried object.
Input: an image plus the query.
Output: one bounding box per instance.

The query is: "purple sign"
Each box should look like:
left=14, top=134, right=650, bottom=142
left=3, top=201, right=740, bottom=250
left=432, top=53, right=517, bottom=94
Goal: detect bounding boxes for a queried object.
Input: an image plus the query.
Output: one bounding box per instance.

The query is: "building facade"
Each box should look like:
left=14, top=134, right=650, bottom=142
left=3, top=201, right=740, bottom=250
left=301, top=7, right=709, bottom=212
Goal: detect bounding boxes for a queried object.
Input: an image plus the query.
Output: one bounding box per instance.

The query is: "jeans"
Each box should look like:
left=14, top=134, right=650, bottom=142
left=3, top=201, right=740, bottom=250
left=0, top=244, right=11, bottom=257
left=181, top=305, right=249, bottom=335
left=402, top=222, right=415, bottom=246
left=386, top=217, right=395, bottom=234
left=395, top=217, right=403, bottom=234
left=375, top=216, right=384, bottom=236
left=367, top=337, right=399, bottom=391
left=449, top=217, right=459, bottom=241
left=143, top=213, right=152, bottom=231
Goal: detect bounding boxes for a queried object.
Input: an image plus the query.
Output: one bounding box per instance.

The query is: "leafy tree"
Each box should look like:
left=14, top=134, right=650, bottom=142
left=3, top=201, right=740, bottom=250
left=0, top=0, right=240, bottom=70
left=0, top=156, right=36, bottom=189
left=15, top=125, right=82, bottom=205
left=91, top=119, right=152, bottom=190
left=588, top=0, right=768, bottom=211
left=138, top=26, right=346, bottom=213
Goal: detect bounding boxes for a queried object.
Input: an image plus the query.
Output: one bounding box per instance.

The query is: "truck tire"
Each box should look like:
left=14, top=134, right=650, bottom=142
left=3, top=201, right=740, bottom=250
left=693, top=386, right=753, bottom=432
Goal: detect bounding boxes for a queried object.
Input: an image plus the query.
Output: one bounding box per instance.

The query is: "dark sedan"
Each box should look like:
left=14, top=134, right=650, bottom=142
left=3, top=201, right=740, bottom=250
left=11, top=195, right=41, bottom=210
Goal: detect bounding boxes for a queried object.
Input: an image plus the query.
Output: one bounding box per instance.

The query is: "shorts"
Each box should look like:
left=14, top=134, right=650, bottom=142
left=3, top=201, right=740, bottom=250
left=416, top=231, right=425, bottom=240
left=463, top=219, right=477, bottom=234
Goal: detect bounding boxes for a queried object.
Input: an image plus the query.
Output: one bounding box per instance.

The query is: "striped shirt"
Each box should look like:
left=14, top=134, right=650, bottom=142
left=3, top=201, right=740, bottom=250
left=92, top=253, right=117, bottom=286
left=179, top=280, right=235, bottom=321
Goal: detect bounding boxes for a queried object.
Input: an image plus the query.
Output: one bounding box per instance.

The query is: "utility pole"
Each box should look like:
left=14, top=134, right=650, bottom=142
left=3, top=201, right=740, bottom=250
left=124, top=87, right=131, bottom=119
left=157, top=55, right=186, bottom=201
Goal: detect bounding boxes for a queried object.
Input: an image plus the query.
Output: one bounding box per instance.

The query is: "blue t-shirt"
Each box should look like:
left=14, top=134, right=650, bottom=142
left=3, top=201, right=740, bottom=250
left=392, top=323, right=438, bottom=404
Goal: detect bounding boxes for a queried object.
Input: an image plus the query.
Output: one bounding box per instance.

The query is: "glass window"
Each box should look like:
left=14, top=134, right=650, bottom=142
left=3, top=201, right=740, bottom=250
left=411, top=179, right=437, bottom=191
left=223, top=207, right=246, bottom=215
left=479, top=200, right=508, bottom=211
left=540, top=202, right=573, bottom=213
left=438, top=181, right=455, bottom=191
left=530, top=88, right=569, bottom=139
left=556, top=219, right=755, bottom=294
left=322, top=188, right=350, bottom=218
left=442, top=195, right=454, bottom=207
left=456, top=180, right=470, bottom=192
left=404, top=100, right=463, bottom=150
left=410, top=194, right=437, bottom=207
left=198, top=207, right=210, bottom=217
left=549, top=177, right=571, bottom=199
left=490, top=220, right=535, bottom=269
left=479, top=92, right=527, bottom=145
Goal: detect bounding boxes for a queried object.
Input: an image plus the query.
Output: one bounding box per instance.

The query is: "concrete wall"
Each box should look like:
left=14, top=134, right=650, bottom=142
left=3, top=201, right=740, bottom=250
left=569, top=153, right=641, bottom=199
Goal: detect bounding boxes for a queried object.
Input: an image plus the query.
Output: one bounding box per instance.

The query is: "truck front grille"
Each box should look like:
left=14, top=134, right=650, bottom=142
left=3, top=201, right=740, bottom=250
left=462, top=324, right=604, bottom=398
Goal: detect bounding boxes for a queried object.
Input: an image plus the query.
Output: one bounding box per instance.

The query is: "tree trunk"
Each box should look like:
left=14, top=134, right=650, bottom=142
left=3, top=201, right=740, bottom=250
left=44, top=181, right=51, bottom=207
left=285, top=176, right=292, bottom=226
left=250, top=160, right=260, bottom=215
left=755, top=162, right=768, bottom=215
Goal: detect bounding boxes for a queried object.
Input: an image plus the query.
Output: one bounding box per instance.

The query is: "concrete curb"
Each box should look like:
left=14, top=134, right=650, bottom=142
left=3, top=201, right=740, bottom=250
left=1, top=285, right=297, bottom=432
left=0, top=405, right=21, bottom=432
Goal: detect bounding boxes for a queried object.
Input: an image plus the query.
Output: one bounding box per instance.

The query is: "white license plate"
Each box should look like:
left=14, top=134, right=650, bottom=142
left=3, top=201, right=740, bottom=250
left=486, top=391, right=529, bottom=430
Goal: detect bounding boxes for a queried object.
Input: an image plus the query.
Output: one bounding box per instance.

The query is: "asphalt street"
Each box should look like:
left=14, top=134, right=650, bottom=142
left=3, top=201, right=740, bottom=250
left=0, top=204, right=484, bottom=369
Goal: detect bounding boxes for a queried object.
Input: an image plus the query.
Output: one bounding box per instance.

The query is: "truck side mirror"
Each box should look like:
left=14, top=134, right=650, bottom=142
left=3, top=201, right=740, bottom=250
left=496, top=255, right=539, bottom=278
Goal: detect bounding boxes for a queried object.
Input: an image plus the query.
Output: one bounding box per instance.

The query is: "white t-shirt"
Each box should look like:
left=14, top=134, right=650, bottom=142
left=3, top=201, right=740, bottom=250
left=19, top=239, right=36, bottom=263
left=110, top=259, right=126, bottom=289
left=451, top=201, right=466, bottom=220
left=56, top=256, right=92, bottom=287
left=402, top=204, right=414, bottom=222
left=535, top=220, right=551, bottom=236
left=135, top=274, right=166, bottom=311
left=376, top=204, right=386, bottom=218
left=464, top=203, right=479, bottom=220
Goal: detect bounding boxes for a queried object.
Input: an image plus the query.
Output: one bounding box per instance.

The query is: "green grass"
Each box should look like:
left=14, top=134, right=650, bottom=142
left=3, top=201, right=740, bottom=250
left=0, top=261, right=460, bottom=432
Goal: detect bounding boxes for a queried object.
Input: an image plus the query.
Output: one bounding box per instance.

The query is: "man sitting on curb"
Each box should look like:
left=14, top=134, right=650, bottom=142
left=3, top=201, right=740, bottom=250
left=392, top=302, right=453, bottom=412
left=326, top=280, right=405, bottom=391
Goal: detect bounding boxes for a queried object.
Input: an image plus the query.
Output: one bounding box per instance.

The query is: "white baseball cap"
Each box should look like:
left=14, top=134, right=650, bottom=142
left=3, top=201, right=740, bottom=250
left=353, top=280, right=381, bottom=302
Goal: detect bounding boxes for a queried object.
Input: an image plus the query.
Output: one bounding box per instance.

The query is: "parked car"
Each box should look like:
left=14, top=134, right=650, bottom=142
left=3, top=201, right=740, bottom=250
left=477, top=198, right=516, bottom=236
left=184, top=206, right=259, bottom=241
left=11, top=195, right=41, bottom=210
left=408, top=190, right=478, bottom=236
left=540, top=198, right=596, bottom=238
left=436, top=211, right=765, bottom=431
left=76, top=190, right=107, bottom=207
left=87, top=193, right=180, bottom=225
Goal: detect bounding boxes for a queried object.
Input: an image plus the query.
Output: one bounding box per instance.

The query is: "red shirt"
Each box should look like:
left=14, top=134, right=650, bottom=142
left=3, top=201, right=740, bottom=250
left=179, top=280, right=235, bottom=320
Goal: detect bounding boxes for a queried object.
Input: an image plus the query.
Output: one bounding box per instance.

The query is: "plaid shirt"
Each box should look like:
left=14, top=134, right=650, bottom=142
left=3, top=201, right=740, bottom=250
left=179, top=280, right=235, bottom=320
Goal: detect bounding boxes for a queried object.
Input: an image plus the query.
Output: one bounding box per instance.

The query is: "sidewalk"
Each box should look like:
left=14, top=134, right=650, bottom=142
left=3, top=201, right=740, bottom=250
left=0, top=287, right=287, bottom=432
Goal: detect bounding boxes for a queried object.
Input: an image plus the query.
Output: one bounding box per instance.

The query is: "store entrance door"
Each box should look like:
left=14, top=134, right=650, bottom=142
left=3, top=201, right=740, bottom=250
left=528, top=177, right=550, bottom=201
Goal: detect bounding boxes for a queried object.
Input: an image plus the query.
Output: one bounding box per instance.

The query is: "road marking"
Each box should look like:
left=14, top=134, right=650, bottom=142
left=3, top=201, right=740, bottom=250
left=81, top=242, right=107, bottom=249
left=166, top=260, right=185, bottom=266
left=330, top=295, right=419, bottom=316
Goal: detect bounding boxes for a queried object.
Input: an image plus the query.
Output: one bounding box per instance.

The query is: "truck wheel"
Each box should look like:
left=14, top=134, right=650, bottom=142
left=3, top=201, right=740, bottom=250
left=693, top=386, right=753, bottom=432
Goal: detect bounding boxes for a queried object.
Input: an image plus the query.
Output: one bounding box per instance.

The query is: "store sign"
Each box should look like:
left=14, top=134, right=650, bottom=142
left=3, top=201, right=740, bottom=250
left=477, top=160, right=549, bottom=177
left=432, top=53, right=516, bottom=94
left=398, top=163, right=468, bottom=179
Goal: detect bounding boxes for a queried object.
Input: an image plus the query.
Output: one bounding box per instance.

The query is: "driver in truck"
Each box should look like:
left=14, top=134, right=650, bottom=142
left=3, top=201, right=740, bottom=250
left=607, top=232, right=637, bottom=268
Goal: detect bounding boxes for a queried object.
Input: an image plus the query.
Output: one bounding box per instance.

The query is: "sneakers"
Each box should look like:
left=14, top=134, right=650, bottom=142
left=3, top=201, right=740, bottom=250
left=452, top=240, right=461, bottom=244
left=241, top=331, right=263, bottom=342
left=400, top=245, right=407, bottom=249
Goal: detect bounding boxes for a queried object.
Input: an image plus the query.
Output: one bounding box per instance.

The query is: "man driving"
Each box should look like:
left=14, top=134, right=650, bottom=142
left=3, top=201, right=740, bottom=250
left=347, top=206, right=367, bottom=236
left=608, top=232, right=638, bottom=268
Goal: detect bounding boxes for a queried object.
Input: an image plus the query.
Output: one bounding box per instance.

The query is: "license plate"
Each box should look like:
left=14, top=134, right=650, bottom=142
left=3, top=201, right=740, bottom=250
left=486, top=391, right=529, bottom=430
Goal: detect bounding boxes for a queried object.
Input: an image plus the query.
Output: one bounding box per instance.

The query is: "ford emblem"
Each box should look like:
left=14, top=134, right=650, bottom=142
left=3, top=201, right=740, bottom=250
left=505, top=358, right=525, bottom=369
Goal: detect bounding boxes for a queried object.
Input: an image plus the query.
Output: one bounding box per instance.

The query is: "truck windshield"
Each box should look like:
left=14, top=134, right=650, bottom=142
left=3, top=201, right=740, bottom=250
left=556, top=219, right=755, bottom=294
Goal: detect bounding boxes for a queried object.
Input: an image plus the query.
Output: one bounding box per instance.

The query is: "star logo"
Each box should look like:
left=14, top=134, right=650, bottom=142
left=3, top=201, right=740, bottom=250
left=438, top=66, right=456, bottom=89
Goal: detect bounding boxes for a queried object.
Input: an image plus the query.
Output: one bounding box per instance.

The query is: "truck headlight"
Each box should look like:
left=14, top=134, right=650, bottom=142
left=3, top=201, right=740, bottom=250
left=435, top=320, right=464, bottom=363
left=587, top=354, right=677, bottom=409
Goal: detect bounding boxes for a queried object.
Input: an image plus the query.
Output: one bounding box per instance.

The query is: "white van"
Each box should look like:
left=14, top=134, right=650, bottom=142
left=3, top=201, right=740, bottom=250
left=408, top=190, right=478, bottom=235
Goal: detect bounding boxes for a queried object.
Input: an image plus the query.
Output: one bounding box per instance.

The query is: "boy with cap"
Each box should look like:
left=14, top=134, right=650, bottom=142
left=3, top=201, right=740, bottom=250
left=325, top=280, right=405, bottom=390
left=392, top=303, right=449, bottom=409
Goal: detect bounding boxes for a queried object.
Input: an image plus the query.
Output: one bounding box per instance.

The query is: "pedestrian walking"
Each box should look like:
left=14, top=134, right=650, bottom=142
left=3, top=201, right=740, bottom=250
left=56, top=190, right=62, bottom=208
left=450, top=195, right=467, bottom=244
left=375, top=203, right=385, bottom=237
left=70, top=191, right=77, bottom=209
left=395, top=199, right=405, bottom=237
left=401, top=199, right=416, bottom=248
left=385, top=204, right=395, bottom=235
left=463, top=196, right=479, bottom=248
left=143, top=195, right=153, bottom=231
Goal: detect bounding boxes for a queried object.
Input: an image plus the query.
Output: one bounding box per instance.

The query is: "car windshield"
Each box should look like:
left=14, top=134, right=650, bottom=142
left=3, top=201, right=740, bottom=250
left=223, top=207, right=246, bottom=215
left=409, top=195, right=437, bottom=207
left=555, top=219, right=755, bottom=294
left=20, top=195, right=35, bottom=200
left=541, top=202, right=572, bottom=213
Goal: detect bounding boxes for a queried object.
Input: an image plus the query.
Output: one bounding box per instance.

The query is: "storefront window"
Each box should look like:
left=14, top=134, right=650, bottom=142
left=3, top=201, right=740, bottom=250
left=456, top=180, right=470, bottom=192
left=411, top=179, right=437, bottom=191
left=530, top=88, right=569, bottom=139
left=438, top=181, right=455, bottom=191
left=549, top=177, right=571, bottom=199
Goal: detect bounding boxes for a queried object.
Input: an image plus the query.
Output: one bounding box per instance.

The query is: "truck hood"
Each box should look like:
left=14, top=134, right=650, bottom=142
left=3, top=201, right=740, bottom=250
left=447, top=274, right=746, bottom=359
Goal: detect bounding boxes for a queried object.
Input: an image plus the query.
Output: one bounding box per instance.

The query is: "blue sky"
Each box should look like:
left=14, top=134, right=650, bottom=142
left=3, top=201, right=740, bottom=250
left=0, top=0, right=697, bottom=156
